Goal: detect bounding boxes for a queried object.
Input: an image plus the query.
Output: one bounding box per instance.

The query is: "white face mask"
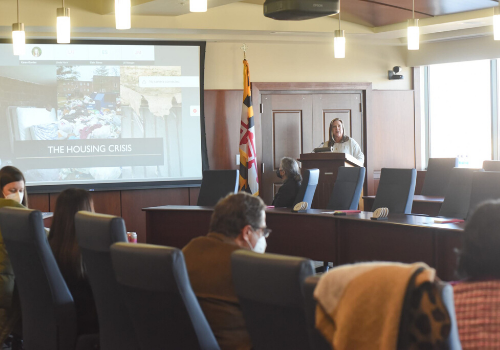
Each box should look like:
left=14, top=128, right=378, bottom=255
left=5, top=191, right=23, bottom=204
left=249, top=235, right=267, bottom=254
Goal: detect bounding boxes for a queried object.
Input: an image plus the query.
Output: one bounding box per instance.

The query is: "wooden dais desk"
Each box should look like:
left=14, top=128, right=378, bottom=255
left=363, top=195, right=445, bottom=216
left=144, top=206, right=463, bottom=281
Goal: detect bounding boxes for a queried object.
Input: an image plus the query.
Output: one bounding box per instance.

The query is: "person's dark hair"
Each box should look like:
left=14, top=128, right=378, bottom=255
left=209, top=192, right=265, bottom=238
left=0, top=166, right=28, bottom=207
left=49, top=188, right=94, bottom=282
left=280, top=157, right=302, bottom=182
left=457, top=200, right=500, bottom=279
left=327, top=118, right=349, bottom=147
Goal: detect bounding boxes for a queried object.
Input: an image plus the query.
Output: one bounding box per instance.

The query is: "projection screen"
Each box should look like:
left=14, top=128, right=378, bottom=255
left=0, top=40, right=207, bottom=192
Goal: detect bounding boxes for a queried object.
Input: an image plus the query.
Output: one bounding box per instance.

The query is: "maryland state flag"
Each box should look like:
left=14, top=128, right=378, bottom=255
left=239, top=59, right=259, bottom=195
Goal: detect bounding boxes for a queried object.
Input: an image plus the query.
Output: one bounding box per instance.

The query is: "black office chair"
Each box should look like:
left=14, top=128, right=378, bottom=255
left=75, top=211, right=140, bottom=350
left=371, top=168, right=416, bottom=214
left=482, top=160, right=500, bottom=171
left=294, top=168, right=320, bottom=208
left=326, top=166, right=366, bottom=210
left=420, top=158, right=458, bottom=196
left=111, top=243, right=220, bottom=350
left=438, top=168, right=483, bottom=219
left=302, top=276, right=332, bottom=350
left=197, top=170, right=239, bottom=206
left=467, top=171, right=500, bottom=219
left=231, top=250, right=315, bottom=350
left=0, top=207, right=99, bottom=350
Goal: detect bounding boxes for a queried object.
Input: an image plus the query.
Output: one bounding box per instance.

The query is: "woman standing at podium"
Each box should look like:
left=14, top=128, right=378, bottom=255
left=328, top=118, right=364, bottom=164
left=272, top=157, right=302, bottom=208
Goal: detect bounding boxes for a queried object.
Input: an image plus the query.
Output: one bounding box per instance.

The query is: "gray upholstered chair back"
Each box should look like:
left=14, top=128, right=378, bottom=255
left=294, top=168, right=320, bottom=208
left=302, top=276, right=332, bottom=350
left=326, top=166, right=366, bottom=210
left=197, top=170, right=239, bottom=206
left=371, top=168, right=417, bottom=214
left=438, top=168, right=483, bottom=219
left=111, top=243, right=220, bottom=350
left=75, top=211, right=139, bottom=350
left=0, top=208, right=80, bottom=350
left=482, top=160, right=500, bottom=171
left=467, top=171, right=500, bottom=219
left=231, top=250, right=315, bottom=350
left=437, top=282, right=462, bottom=349
left=421, top=158, right=458, bottom=196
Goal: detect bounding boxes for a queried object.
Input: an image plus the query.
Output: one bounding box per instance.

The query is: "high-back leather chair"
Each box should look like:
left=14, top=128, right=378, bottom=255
left=294, top=168, right=320, bottom=208
left=231, top=250, right=315, bottom=350
left=371, top=168, right=416, bottom=214
left=467, top=171, right=500, bottom=219
left=197, top=170, right=239, bottom=206
left=326, top=166, right=366, bottom=210
left=438, top=168, right=483, bottom=219
left=421, top=158, right=458, bottom=196
left=111, top=242, right=220, bottom=350
left=302, top=276, right=332, bottom=350
left=0, top=207, right=98, bottom=350
left=482, top=160, right=500, bottom=171
left=75, top=211, right=139, bottom=350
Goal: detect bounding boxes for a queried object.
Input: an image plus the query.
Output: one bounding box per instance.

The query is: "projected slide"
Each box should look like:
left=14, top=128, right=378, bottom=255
left=0, top=43, right=203, bottom=187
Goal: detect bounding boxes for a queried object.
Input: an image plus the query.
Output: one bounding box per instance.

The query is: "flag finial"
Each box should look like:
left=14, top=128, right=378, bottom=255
left=240, top=43, right=248, bottom=60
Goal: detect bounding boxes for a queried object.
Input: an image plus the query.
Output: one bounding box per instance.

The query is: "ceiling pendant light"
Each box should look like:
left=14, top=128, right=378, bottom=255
left=57, top=0, right=70, bottom=44
left=115, top=0, right=131, bottom=30
left=12, top=0, right=25, bottom=56
left=190, top=0, right=207, bottom=12
left=407, top=0, right=419, bottom=50
left=494, top=4, right=500, bottom=40
left=334, top=0, right=345, bottom=58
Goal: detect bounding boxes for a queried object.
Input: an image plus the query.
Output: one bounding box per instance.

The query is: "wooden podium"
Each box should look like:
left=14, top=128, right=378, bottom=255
left=298, top=152, right=363, bottom=209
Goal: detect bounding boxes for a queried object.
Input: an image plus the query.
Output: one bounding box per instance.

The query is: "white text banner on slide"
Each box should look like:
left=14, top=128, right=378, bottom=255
left=138, top=76, right=200, bottom=88
left=17, top=44, right=155, bottom=62
left=13, top=139, right=164, bottom=169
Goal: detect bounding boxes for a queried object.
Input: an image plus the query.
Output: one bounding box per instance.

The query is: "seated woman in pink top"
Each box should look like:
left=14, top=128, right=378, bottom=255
left=453, top=199, right=500, bottom=350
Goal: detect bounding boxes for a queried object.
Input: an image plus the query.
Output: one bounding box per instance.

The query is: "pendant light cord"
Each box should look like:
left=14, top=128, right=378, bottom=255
left=338, top=0, right=341, bottom=30
left=412, top=0, right=414, bottom=19
left=17, top=0, right=20, bottom=23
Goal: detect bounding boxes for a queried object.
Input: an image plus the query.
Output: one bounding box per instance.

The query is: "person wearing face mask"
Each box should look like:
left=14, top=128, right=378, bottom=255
left=272, top=157, right=302, bottom=208
left=182, top=192, right=268, bottom=350
left=328, top=118, right=364, bottom=164
left=0, top=166, right=27, bottom=345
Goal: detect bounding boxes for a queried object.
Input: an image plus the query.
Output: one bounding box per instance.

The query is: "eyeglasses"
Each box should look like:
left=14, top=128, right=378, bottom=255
left=255, top=227, right=272, bottom=238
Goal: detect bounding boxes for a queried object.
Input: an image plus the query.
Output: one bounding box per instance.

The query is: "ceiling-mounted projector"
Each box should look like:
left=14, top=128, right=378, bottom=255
left=264, top=0, right=339, bottom=20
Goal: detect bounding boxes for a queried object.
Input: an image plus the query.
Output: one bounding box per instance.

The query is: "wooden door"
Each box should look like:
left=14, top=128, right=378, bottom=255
left=260, top=93, right=364, bottom=206
left=261, top=94, right=313, bottom=205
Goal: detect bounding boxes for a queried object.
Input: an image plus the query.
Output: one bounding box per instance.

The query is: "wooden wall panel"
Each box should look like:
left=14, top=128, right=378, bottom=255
left=28, top=193, right=50, bottom=212
left=121, top=188, right=189, bottom=243
left=189, top=187, right=200, bottom=205
left=204, top=90, right=242, bottom=171
left=367, top=90, right=415, bottom=195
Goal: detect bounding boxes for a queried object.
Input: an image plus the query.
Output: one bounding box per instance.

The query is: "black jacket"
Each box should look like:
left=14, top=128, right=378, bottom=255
left=272, top=179, right=301, bottom=208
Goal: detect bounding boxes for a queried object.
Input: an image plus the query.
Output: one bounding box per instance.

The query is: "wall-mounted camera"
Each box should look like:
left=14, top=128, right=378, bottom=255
left=388, top=66, right=403, bottom=80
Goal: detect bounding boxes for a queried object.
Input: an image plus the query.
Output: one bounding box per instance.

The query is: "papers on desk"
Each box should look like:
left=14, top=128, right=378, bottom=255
left=433, top=218, right=464, bottom=224
left=322, top=210, right=361, bottom=215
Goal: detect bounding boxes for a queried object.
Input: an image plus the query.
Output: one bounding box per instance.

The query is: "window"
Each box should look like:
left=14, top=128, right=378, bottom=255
left=427, top=60, right=492, bottom=168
